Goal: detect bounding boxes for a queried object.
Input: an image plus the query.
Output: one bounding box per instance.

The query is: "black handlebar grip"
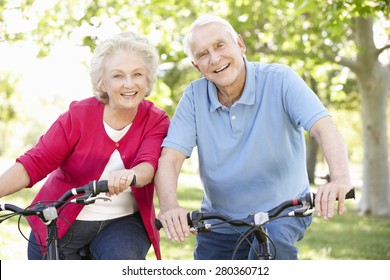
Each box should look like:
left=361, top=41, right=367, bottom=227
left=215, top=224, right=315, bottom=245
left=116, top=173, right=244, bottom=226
left=345, top=188, right=355, bottom=200
left=95, top=180, right=109, bottom=194
left=311, top=188, right=355, bottom=205
left=130, top=175, right=136, bottom=186
left=187, top=212, right=194, bottom=228
left=155, top=212, right=194, bottom=231
left=93, top=175, right=136, bottom=194
left=155, top=219, right=163, bottom=230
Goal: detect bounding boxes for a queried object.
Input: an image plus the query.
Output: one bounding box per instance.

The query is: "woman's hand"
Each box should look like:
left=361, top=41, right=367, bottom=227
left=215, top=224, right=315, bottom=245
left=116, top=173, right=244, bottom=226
left=107, top=169, right=136, bottom=196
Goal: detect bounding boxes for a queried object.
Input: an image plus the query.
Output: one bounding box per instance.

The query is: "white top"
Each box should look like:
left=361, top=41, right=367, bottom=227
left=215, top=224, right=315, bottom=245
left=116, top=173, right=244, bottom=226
left=76, top=122, right=138, bottom=221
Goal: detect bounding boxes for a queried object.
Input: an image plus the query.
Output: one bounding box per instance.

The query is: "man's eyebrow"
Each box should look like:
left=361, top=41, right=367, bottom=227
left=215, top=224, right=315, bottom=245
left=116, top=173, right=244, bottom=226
left=193, top=49, right=206, bottom=55
left=193, top=39, right=226, bottom=55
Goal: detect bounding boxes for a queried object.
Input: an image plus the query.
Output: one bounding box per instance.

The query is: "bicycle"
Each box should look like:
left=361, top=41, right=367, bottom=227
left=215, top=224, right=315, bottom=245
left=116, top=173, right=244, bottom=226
left=0, top=177, right=135, bottom=260
left=155, top=188, right=355, bottom=260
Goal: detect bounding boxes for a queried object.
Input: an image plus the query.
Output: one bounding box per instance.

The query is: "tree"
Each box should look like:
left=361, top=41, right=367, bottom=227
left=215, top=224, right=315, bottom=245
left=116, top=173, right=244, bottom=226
left=350, top=16, right=390, bottom=215
left=1, top=0, right=389, bottom=215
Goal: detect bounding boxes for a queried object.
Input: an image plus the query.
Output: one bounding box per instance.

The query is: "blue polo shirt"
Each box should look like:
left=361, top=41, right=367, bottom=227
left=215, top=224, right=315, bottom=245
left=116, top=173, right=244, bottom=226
left=163, top=60, right=329, bottom=221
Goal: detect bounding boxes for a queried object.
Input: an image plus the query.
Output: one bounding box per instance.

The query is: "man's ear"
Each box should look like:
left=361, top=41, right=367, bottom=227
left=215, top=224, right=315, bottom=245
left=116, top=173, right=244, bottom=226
left=238, top=35, right=247, bottom=55
left=191, top=61, right=201, bottom=72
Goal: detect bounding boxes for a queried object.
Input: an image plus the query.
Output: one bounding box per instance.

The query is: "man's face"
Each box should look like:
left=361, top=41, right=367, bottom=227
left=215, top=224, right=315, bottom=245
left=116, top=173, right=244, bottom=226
left=189, top=23, right=246, bottom=93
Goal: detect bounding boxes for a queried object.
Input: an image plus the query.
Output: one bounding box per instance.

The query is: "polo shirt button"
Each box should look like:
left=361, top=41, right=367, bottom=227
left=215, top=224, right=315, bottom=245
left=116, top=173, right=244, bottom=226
left=115, top=143, right=119, bottom=147
left=231, top=115, right=236, bottom=120
left=122, top=155, right=126, bottom=159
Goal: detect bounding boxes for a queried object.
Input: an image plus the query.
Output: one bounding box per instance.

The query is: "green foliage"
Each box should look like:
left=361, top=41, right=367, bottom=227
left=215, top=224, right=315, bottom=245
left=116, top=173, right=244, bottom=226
left=1, top=0, right=387, bottom=115
left=0, top=73, right=17, bottom=122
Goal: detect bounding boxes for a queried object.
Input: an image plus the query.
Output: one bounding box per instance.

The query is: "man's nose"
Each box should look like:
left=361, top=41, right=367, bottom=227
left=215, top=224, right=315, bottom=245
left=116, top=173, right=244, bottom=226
left=209, top=51, right=220, bottom=64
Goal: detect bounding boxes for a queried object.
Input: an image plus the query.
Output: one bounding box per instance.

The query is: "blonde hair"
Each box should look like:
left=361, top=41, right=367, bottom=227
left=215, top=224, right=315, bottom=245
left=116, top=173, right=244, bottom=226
left=90, top=31, right=159, bottom=103
left=183, top=14, right=238, bottom=61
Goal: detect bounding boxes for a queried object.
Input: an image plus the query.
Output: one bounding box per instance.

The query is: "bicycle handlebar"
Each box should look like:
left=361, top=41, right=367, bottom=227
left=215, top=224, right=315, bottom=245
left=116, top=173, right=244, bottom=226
left=0, top=176, right=136, bottom=219
left=0, top=177, right=136, bottom=260
left=155, top=188, right=355, bottom=231
left=267, top=187, right=355, bottom=218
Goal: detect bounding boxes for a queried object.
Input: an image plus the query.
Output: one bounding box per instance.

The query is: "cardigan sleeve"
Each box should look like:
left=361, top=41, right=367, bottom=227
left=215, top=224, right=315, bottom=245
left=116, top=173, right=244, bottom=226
left=16, top=110, right=79, bottom=187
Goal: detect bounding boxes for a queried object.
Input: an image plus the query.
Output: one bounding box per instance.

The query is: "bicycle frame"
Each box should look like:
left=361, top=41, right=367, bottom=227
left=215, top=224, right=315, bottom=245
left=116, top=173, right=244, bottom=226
left=46, top=220, right=61, bottom=260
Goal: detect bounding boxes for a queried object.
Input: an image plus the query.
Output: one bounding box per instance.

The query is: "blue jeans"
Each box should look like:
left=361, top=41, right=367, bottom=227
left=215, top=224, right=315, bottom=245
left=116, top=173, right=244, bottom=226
left=28, top=212, right=151, bottom=260
left=194, top=207, right=312, bottom=260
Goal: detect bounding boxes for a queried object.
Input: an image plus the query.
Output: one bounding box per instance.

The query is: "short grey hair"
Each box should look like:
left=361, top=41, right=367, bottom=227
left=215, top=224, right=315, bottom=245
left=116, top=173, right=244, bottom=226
left=183, top=14, right=238, bottom=61
left=90, top=31, right=159, bottom=103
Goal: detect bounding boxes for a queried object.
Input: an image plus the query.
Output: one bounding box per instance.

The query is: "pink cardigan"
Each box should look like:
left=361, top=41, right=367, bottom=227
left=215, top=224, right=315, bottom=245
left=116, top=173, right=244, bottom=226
left=17, top=97, right=169, bottom=259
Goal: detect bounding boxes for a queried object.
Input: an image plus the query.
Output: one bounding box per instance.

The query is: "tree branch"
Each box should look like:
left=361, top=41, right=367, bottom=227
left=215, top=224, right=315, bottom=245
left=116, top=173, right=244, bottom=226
left=334, top=57, right=359, bottom=73
left=258, top=45, right=361, bottom=73
left=320, top=46, right=360, bottom=73
left=377, top=44, right=390, bottom=57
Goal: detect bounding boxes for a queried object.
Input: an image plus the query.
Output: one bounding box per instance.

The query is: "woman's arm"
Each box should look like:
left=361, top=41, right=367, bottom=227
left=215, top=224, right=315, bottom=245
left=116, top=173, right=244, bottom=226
left=0, top=162, right=30, bottom=198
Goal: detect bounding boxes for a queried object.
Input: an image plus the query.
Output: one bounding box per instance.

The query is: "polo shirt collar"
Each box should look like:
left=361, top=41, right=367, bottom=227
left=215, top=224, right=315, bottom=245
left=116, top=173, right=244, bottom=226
left=208, top=57, right=256, bottom=112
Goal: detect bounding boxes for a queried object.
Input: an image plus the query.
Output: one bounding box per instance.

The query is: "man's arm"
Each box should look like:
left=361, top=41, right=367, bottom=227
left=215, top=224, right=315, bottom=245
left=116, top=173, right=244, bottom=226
left=154, top=147, right=190, bottom=241
left=309, top=116, right=352, bottom=220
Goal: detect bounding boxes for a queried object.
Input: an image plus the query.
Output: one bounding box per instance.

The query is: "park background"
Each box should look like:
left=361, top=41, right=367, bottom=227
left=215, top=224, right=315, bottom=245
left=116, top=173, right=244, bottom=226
left=0, top=0, right=389, bottom=260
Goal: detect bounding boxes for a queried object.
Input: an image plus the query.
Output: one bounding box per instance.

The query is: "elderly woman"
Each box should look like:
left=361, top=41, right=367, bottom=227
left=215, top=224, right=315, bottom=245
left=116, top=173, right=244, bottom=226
left=0, top=32, right=169, bottom=260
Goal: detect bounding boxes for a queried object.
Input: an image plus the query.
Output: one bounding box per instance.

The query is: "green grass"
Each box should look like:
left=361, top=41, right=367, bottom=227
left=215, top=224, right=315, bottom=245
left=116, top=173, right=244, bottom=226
left=298, top=210, right=390, bottom=259
left=1, top=177, right=390, bottom=260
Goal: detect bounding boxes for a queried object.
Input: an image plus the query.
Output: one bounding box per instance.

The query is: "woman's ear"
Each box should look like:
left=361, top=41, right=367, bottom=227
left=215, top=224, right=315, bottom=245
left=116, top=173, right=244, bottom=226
left=100, top=81, right=106, bottom=93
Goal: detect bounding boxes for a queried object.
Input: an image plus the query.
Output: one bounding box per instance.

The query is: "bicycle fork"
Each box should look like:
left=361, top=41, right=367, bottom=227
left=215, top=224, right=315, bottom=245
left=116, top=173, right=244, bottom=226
left=252, top=227, right=272, bottom=260
left=45, top=220, right=61, bottom=260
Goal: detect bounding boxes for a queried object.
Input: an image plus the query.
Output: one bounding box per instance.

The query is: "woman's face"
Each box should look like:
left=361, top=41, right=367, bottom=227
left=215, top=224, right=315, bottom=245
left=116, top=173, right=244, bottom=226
left=101, top=50, right=148, bottom=111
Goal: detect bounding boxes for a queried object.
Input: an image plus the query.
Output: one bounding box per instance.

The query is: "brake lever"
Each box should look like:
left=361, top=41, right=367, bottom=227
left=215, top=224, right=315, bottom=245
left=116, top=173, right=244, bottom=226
left=70, top=194, right=112, bottom=205
left=188, top=211, right=210, bottom=232
left=84, top=196, right=112, bottom=204
left=287, top=205, right=314, bottom=217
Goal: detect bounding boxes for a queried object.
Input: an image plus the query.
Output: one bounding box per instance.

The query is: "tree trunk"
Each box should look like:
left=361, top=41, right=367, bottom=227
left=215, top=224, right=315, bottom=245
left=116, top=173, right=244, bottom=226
left=353, top=17, right=390, bottom=216
left=358, top=72, right=390, bottom=216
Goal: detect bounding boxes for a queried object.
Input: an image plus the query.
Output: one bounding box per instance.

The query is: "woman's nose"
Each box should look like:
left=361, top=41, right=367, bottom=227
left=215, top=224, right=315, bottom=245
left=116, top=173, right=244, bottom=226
left=124, top=76, right=134, bottom=88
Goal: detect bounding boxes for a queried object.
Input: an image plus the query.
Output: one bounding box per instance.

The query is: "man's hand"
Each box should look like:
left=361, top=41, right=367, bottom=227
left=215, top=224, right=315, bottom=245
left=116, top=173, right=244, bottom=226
left=158, top=207, right=190, bottom=242
left=315, top=179, right=352, bottom=220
